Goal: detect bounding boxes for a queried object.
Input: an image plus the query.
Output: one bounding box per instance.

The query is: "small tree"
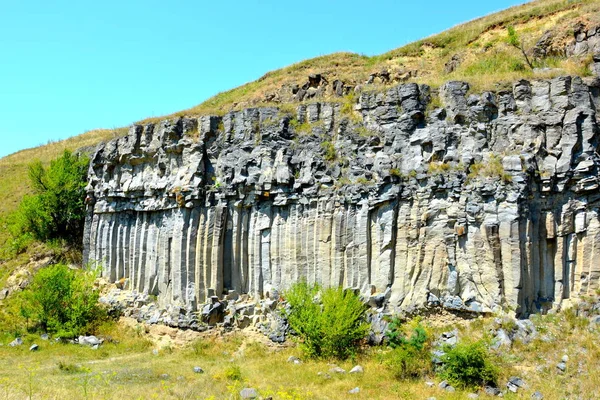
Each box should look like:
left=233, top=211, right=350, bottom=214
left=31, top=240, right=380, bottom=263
left=10, top=150, right=88, bottom=248
left=507, top=26, right=534, bottom=69
left=285, top=282, right=368, bottom=359
left=20, top=263, right=106, bottom=338
left=386, top=318, right=432, bottom=379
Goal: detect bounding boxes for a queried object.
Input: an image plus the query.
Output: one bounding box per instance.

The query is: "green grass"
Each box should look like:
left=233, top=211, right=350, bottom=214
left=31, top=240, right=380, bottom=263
left=463, top=50, right=528, bottom=76
left=0, top=308, right=598, bottom=399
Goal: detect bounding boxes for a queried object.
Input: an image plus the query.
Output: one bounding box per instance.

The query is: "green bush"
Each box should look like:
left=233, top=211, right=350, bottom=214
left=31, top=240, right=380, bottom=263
left=9, top=150, right=88, bottom=248
left=320, top=141, right=337, bottom=161
left=386, top=319, right=432, bottom=379
left=285, top=282, right=368, bottom=359
left=439, top=340, right=499, bottom=389
left=224, top=365, right=243, bottom=381
left=19, top=263, right=106, bottom=338
left=387, top=318, right=428, bottom=350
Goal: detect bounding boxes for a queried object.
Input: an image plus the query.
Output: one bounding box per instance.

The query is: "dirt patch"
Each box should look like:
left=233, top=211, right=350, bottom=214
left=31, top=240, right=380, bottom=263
left=119, top=317, right=290, bottom=350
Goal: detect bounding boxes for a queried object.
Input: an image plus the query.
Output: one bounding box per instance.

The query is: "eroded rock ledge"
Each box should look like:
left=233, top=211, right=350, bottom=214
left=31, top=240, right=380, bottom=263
left=84, top=75, right=600, bottom=317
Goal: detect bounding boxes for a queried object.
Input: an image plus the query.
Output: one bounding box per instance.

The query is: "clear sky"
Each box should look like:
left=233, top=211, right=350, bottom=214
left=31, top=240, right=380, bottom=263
left=0, top=0, right=526, bottom=158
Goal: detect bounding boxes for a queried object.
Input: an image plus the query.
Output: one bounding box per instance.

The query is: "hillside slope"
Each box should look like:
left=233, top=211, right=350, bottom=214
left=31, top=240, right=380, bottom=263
left=1, top=0, right=599, bottom=252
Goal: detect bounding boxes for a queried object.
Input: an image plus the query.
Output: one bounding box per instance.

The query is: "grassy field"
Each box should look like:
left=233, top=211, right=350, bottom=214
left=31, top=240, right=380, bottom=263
left=0, top=309, right=598, bottom=399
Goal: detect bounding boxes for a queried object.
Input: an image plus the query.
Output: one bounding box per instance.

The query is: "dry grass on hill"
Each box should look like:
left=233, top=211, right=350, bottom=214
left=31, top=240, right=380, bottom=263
left=0, top=310, right=599, bottom=399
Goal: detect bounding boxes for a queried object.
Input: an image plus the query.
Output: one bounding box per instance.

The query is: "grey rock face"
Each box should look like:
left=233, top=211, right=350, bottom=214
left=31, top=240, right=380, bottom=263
left=85, top=76, right=600, bottom=317
left=567, top=22, right=600, bottom=59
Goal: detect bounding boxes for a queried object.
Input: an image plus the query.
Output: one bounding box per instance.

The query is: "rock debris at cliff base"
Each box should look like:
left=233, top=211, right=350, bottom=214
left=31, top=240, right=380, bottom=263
left=84, top=74, right=600, bottom=317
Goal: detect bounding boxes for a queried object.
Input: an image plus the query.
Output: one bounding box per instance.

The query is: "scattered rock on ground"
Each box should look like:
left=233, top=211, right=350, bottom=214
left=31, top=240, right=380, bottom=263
left=287, top=356, right=302, bottom=364
left=484, top=386, right=502, bottom=396
left=349, top=365, right=363, bottom=374
left=78, top=335, right=103, bottom=347
left=507, top=376, right=526, bottom=393
left=240, top=388, right=258, bottom=399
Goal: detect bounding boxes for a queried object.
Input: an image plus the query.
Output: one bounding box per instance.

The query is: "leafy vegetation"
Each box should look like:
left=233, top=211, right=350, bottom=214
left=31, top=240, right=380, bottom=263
left=320, top=141, right=337, bottom=161
left=507, top=26, right=534, bottom=69
left=284, top=282, right=368, bottom=359
left=385, top=318, right=433, bottom=379
left=439, top=340, right=499, bottom=389
left=288, top=117, right=311, bottom=134
left=18, top=263, right=106, bottom=338
left=0, top=304, right=598, bottom=398
left=6, top=150, right=88, bottom=253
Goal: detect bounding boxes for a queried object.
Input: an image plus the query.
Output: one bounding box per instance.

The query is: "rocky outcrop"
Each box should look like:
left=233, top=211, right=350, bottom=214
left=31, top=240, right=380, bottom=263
left=84, top=74, right=600, bottom=317
left=567, top=22, right=600, bottom=58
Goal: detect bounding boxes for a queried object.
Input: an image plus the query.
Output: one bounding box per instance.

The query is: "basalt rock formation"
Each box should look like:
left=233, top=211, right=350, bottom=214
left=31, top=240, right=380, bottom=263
left=84, top=74, right=600, bottom=317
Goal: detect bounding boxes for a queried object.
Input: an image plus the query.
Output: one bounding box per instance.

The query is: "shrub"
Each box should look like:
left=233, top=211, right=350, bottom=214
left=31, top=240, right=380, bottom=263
left=224, top=365, right=243, bottom=381
left=386, top=319, right=432, bottom=379
left=389, top=168, right=402, bottom=178
left=9, top=150, right=89, bottom=248
left=19, top=263, right=106, bottom=338
left=285, top=282, right=368, bottom=359
left=288, top=118, right=311, bottom=134
left=468, top=155, right=512, bottom=183
left=427, top=161, right=451, bottom=175
left=387, top=318, right=428, bottom=350
left=438, top=340, right=499, bottom=389
left=320, top=141, right=337, bottom=161
left=57, top=361, right=87, bottom=374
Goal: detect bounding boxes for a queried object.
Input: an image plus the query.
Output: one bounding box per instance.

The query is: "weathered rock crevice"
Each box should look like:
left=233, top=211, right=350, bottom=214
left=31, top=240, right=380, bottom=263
left=85, top=75, right=600, bottom=317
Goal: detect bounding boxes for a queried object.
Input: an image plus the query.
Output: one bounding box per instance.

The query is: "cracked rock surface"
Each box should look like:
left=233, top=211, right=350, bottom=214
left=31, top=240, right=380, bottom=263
left=84, top=75, right=600, bottom=317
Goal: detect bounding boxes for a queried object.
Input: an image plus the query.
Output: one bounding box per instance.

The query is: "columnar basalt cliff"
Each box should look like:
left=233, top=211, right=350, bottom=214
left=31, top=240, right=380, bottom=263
left=84, top=74, right=600, bottom=317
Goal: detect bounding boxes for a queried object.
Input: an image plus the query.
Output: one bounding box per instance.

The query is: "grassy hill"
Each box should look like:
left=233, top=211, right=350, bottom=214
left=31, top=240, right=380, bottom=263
left=1, top=0, right=599, bottom=256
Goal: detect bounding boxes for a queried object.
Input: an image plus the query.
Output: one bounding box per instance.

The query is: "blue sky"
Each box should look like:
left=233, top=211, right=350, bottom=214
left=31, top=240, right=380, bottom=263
left=0, top=0, right=525, bottom=158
